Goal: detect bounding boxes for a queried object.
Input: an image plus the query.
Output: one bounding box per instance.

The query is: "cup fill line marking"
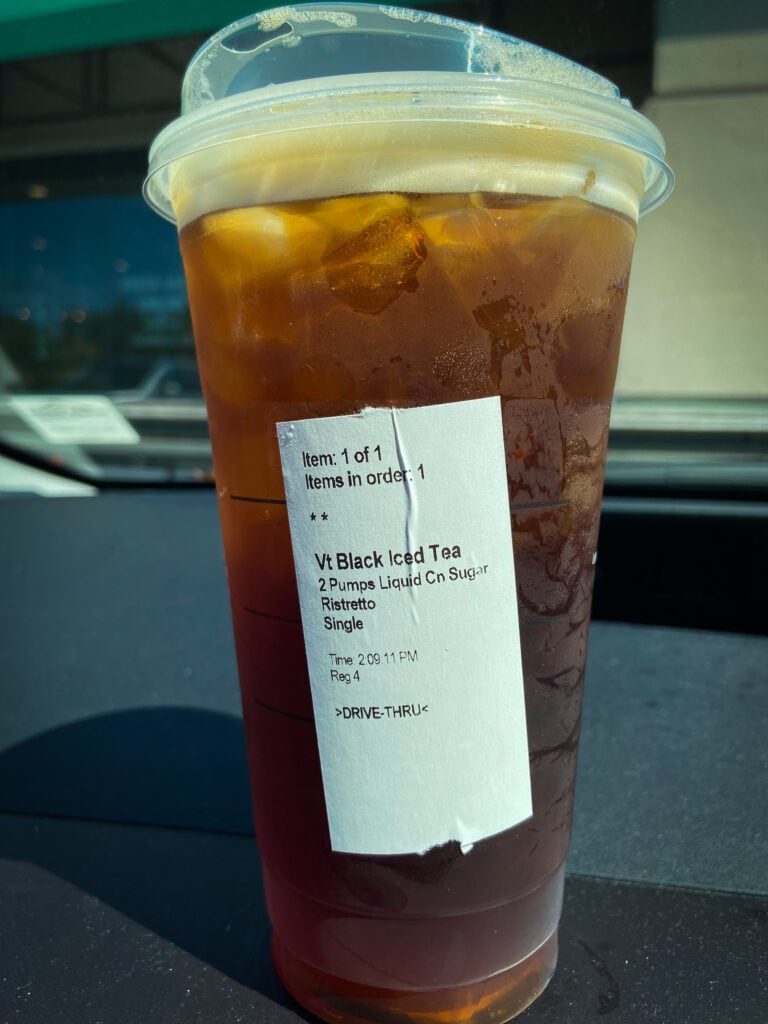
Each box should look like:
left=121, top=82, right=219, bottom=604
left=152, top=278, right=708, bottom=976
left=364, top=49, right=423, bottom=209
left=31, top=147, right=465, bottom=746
left=243, top=606, right=302, bottom=625
left=511, top=498, right=572, bottom=512
left=251, top=695, right=314, bottom=725
left=230, top=493, right=287, bottom=504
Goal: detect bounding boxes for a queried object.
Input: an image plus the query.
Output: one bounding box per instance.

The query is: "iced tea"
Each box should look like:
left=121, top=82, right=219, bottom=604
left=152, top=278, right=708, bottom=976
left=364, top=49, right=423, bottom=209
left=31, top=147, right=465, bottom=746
left=178, top=189, right=635, bottom=1022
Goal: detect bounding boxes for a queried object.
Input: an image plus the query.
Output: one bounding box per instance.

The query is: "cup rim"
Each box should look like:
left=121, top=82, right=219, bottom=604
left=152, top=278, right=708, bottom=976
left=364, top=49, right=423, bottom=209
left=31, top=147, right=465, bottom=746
left=144, top=71, right=673, bottom=223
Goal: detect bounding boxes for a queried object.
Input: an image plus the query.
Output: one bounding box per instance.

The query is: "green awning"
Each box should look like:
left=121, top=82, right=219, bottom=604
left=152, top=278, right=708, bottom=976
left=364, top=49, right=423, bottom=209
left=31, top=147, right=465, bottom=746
left=0, top=0, right=461, bottom=63
left=0, top=1, right=271, bottom=62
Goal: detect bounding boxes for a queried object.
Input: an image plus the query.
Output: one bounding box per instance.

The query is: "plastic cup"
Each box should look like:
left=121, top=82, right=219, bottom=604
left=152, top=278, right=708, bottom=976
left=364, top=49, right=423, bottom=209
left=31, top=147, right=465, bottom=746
left=145, top=6, right=672, bottom=1022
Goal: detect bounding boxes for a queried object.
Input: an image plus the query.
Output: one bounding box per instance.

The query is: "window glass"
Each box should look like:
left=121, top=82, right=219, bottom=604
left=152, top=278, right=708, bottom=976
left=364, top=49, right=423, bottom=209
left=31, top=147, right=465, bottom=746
left=0, top=0, right=766, bottom=492
left=609, top=0, right=768, bottom=496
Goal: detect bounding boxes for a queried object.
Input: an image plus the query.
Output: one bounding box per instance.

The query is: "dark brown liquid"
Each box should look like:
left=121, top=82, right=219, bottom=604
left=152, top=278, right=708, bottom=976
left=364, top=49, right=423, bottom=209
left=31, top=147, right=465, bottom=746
left=179, top=191, right=636, bottom=1022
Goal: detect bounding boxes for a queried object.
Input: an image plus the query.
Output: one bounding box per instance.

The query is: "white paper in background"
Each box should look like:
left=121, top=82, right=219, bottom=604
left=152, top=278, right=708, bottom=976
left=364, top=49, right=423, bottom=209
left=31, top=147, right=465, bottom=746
left=9, top=396, right=140, bottom=445
left=277, top=397, right=531, bottom=856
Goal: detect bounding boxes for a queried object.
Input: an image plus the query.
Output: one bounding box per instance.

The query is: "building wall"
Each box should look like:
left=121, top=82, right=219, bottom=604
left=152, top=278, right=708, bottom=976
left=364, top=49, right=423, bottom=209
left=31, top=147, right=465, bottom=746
left=616, top=10, right=768, bottom=398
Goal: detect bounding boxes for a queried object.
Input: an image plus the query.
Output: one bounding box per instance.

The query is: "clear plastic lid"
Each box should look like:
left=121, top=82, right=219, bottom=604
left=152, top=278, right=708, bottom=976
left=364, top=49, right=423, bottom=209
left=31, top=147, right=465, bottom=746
left=145, top=3, right=673, bottom=221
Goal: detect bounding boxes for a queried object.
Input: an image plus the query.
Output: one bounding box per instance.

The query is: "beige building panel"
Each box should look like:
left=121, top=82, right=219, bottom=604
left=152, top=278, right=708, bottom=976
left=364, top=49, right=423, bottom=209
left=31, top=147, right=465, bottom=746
left=616, top=90, right=768, bottom=398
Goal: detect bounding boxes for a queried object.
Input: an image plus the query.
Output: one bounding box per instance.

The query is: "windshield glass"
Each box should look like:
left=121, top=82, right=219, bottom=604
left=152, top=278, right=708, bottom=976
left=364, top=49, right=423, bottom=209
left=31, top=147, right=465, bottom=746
left=0, top=1, right=766, bottom=494
left=0, top=186, right=207, bottom=481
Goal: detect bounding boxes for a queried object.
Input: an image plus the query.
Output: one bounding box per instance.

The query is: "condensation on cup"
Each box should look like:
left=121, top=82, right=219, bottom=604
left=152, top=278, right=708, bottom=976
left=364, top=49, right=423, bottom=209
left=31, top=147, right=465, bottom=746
left=145, top=6, right=673, bottom=1022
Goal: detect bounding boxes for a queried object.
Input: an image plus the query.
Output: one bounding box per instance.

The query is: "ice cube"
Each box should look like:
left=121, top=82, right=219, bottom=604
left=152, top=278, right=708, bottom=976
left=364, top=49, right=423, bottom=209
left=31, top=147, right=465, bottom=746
left=322, top=201, right=426, bottom=314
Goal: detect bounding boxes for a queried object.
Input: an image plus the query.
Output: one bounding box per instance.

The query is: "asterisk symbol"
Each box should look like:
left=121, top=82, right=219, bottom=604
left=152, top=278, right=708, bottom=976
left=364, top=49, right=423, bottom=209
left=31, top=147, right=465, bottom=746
left=310, top=512, right=316, bottom=521
left=321, top=512, right=328, bottom=521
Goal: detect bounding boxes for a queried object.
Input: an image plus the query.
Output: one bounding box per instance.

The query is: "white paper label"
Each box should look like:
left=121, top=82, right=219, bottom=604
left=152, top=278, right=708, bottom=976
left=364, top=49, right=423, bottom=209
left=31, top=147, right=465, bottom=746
left=10, top=396, right=140, bottom=445
left=277, top=397, right=531, bottom=856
